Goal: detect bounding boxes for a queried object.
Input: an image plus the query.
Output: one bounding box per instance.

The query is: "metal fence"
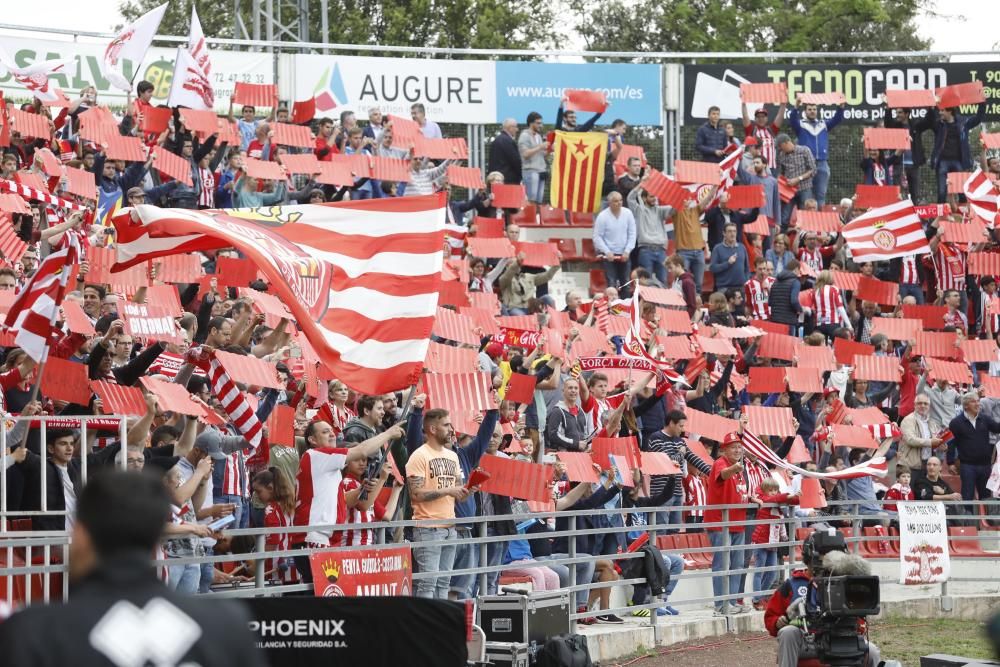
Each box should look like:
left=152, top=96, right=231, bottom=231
left=3, top=495, right=997, bottom=640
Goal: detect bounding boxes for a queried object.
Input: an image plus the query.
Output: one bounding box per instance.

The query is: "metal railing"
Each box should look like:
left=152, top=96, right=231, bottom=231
left=3, top=495, right=997, bottom=638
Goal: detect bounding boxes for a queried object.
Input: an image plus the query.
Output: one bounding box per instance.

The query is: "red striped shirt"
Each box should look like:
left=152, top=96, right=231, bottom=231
left=932, top=243, right=966, bottom=292
left=744, top=276, right=774, bottom=320
left=745, top=122, right=780, bottom=169
left=264, top=502, right=300, bottom=584
left=197, top=167, right=215, bottom=208
left=683, top=474, right=706, bottom=518
left=901, top=255, right=919, bottom=284
left=341, top=475, right=387, bottom=546
left=813, top=284, right=845, bottom=325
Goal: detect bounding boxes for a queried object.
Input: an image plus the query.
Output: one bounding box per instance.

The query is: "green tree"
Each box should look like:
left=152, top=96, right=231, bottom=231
left=120, top=0, right=555, bottom=54
left=568, top=0, right=931, bottom=59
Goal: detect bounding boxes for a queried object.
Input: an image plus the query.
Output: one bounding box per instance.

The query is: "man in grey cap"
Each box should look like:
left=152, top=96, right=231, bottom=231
left=176, top=427, right=246, bottom=593
left=125, top=174, right=181, bottom=208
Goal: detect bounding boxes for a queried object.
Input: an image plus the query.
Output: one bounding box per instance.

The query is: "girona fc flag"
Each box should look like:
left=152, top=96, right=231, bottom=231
left=550, top=131, right=608, bottom=213
left=101, top=3, right=167, bottom=92
left=167, top=47, right=214, bottom=110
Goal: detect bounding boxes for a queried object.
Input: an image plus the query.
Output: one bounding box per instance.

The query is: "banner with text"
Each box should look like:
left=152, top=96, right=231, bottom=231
left=683, top=63, right=1000, bottom=125
left=897, top=501, right=950, bottom=585
left=309, top=546, right=412, bottom=597
left=0, top=35, right=272, bottom=111
left=496, top=61, right=662, bottom=126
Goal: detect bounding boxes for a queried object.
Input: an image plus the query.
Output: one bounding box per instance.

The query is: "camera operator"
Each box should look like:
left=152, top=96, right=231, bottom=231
left=764, top=528, right=881, bottom=667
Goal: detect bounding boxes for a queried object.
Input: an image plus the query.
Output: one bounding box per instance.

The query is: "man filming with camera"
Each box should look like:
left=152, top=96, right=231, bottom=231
left=765, top=528, right=884, bottom=667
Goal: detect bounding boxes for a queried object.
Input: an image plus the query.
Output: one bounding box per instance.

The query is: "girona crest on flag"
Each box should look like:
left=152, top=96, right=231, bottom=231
left=105, top=29, right=134, bottom=66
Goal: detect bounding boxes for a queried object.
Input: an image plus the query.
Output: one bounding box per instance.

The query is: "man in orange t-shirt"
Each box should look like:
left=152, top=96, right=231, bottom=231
left=705, top=430, right=750, bottom=615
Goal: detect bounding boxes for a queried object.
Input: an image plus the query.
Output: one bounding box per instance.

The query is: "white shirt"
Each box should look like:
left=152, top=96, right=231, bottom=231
left=55, top=464, right=76, bottom=531
left=178, top=458, right=216, bottom=548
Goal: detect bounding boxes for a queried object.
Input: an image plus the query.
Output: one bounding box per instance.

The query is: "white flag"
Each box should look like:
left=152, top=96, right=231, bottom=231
left=101, top=3, right=168, bottom=92
left=0, top=47, right=71, bottom=103
left=188, top=5, right=212, bottom=78
left=166, top=47, right=215, bottom=111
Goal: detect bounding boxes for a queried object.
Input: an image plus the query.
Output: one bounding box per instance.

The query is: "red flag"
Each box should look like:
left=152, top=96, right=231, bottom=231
left=291, top=97, right=316, bottom=124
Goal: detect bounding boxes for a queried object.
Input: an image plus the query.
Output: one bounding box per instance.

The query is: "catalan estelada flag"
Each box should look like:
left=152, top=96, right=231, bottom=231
left=550, top=131, right=607, bottom=213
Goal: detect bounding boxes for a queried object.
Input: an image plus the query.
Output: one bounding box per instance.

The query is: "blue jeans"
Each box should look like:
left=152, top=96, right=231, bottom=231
left=523, top=171, right=545, bottom=203
left=780, top=188, right=814, bottom=231
left=677, top=249, right=705, bottom=294
left=199, top=546, right=215, bottom=593
left=449, top=529, right=475, bottom=599
left=655, top=494, right=683, bottom=534
left=637, top=245, right=667, bottom=284
left=551, top=552, right=595, bottom=608
left=413, top=527, right=458, bottom=599
left=350, top=189, right=373, bottom=200
left=709, top=530, right=746, bottom=610
left=899, top=283, right=924, bottom=304
left=937, top=160, right=965, bottom=203
left=752, top=547, right=779, bottom=602
left=813, top=160, right=830, bottom=206
left=959, top=462, right=992, bottom=516
left=603, top=258, right=631, bottom=292
left=168, top=562, right=201, bottom=594
left=219, top=494, right=247, bottom=529
left=503, top=306, right=529, bottom=316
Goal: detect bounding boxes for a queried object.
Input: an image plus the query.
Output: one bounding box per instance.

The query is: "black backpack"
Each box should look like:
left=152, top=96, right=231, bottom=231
left=618, top=543, right=670, bottom=597
left=535, top=634, right=593, bottom=667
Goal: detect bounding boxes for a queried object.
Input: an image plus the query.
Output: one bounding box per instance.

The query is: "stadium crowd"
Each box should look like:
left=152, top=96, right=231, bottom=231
left=0, top=76, right=997, bottom=627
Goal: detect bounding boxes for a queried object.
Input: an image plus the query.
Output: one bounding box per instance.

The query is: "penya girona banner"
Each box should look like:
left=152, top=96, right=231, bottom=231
left=310, top=546, right=412, bottom=597
left=492, top=327, right=543, bottom=350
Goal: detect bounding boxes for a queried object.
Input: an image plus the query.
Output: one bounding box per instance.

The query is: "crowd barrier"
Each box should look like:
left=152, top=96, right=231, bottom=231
left=3, top=492, right=997, bottom=638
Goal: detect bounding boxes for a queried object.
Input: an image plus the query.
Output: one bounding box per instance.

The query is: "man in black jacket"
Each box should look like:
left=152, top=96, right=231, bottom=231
left=0, top=471, right=265, bottom=666
left=947, top=392, right=1000, bottom=516
left=486, top=118, right=522, bottom=186
left=882, top=101, right=935, bottom=204
left=704, top=191, right=760, bottom=249
left=767, top=259, right=803, bottom=334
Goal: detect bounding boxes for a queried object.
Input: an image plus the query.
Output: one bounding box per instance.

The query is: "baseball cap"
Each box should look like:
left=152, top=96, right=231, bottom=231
left=485, top=342, right=504, bottom=358
left=126, top=186, right=145, bottom=199
left=744, top=137, right=759, bottom=146
left=193, top=429, right=228, bottom=460
left=754, top=107, right=768, bottom=116
left=721, top=431, right=742, bottom=447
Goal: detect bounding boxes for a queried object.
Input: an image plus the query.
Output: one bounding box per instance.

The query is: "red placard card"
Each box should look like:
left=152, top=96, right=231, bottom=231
left=477, top=454, right=553, bottom=502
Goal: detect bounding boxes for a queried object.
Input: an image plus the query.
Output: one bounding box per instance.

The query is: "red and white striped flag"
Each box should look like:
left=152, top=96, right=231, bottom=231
left=593, top=295, right=610, bottom=334
left=622, top=287, right=684, bottom=385
left=0, top=47, right=71, bottom=103
left=740, top=427, right=887, bottom=480
left=101, top=3, right=167, bottom=92
left=963, top=168, right=998, bottom=227
left=4, top=234, right=79, bottom=362
left=188, top=346, right=268, bottom=468
left=112, top=195, right=446, bottom=395
left=187, top=5, right=212, bottom=78
left=841, top=199, right=930, bottom=262
left=681, top=146, right=743, bottom=210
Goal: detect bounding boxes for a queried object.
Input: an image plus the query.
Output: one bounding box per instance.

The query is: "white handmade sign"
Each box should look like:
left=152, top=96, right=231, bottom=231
left=897, top=501, right=950, bottom=585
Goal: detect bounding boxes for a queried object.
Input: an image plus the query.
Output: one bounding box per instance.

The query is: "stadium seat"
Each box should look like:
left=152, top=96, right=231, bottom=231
left=551, top=238, right=580, bottom=262
left=569, top=211, right=594, bottom=226
left=511, top=204, right=537, bottom=225
left=498, top=574, right=534, bottom=587
left=702, top=270, right=714, bottom=294
left=887, top=527, right=901, bottom=557
left=539, top=205, right=566, bottom=225
left=580, top=238, right=600, bottom=262
left=794, top=528, right=812, bottom=562
left=589, top=269, right=607, bottom=295
left=860, top=527, right=893, bottom=558
left=679, top=533, right=713, bottom=569
left=948, top=526, right=989, bottom=557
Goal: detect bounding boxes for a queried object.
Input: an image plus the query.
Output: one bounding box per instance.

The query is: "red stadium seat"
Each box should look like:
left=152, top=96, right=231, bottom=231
left=551, top=238, right=580, bottom=262
left=589, top=269, right=607, bottom=296
left=860, top=528, right=893, bottom=559
left=948, top=526, right=989, bottom=557
left=569, top=211, right=594, bottom=226
left=498, top=574, right=534, bottom=587
left=580, top=238, right=600, bottom=262
left=511, top=204, right=537, bottom=226
left=794, top=528, right=812, bottom=562
left=539, top=206, right=566, bottom=225
left=680, top=533, right=713, bottom=569
left=887, top=527, right=901, bottom=557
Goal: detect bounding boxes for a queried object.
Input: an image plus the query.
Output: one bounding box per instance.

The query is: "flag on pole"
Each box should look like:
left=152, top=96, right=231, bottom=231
left=621, top=287, right=685, bottom=385
left=188, top=6, right=212, bottom=78
left=112, top=195, right=446, bottom=395
left=166, top=46, right=214, bottom=110
left=549, top=131, right=607, bottom=213
left=0, top=47, right=71, bottom=103
left=963, top=168, right=998, bottom=227
left=840, top=199, right=930, bottom=262
left=4, top=235, right=79, bottom=362
left=101, top=3, right=168, bottom=92
left=740, top=427, right=887, bottom=480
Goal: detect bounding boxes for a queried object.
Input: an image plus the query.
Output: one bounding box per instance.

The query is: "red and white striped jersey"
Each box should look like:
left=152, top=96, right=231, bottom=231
left=747, top=123, right=780, bottom=169
left=980, top=292, right=1000, bottom=337
left=744, top=276, right=774, bottom=320
left=197, top=167, right=215, bottom=208
left=329, top=404, right=355, bottom=437
left=341, top=475, right=387, bottom=546
left=683, top=474, right=706, bottom=518
left=932, top=243, right=966, bottom=292
left=220, top=450, right=251, bottom=498
left=900, top=255, right=920, bottom=284
left=264, top=502, right=299, bottom=584
left=744, top=459, right=769, bottom=498
left=581, top=393, right=610, bottom=435
left=813, top=284, right=845, bottom=325
left=798, top=247, right=828, bottom=274
left=293, top=446, right=349, bottom=547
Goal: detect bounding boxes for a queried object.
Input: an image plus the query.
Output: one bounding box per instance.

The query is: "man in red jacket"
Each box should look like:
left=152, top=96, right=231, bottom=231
left=764, top=529, right=882, bottom=667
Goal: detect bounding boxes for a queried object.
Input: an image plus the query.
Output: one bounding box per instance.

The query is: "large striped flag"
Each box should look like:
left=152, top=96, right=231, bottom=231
left=740, top=428, right=887, bottom=480
left=621, top=287, right=685, bottom=385
left=112, top=195, right=446, bottom=394
left=840, top=199, right=930, bottom=262
left=549, top=131, right=608, bottom=213
left=4, top=234, right=79, bottom=362
left=0, top=47, right=71, bottom=104
left=963, top=168, right=998, bottom=227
